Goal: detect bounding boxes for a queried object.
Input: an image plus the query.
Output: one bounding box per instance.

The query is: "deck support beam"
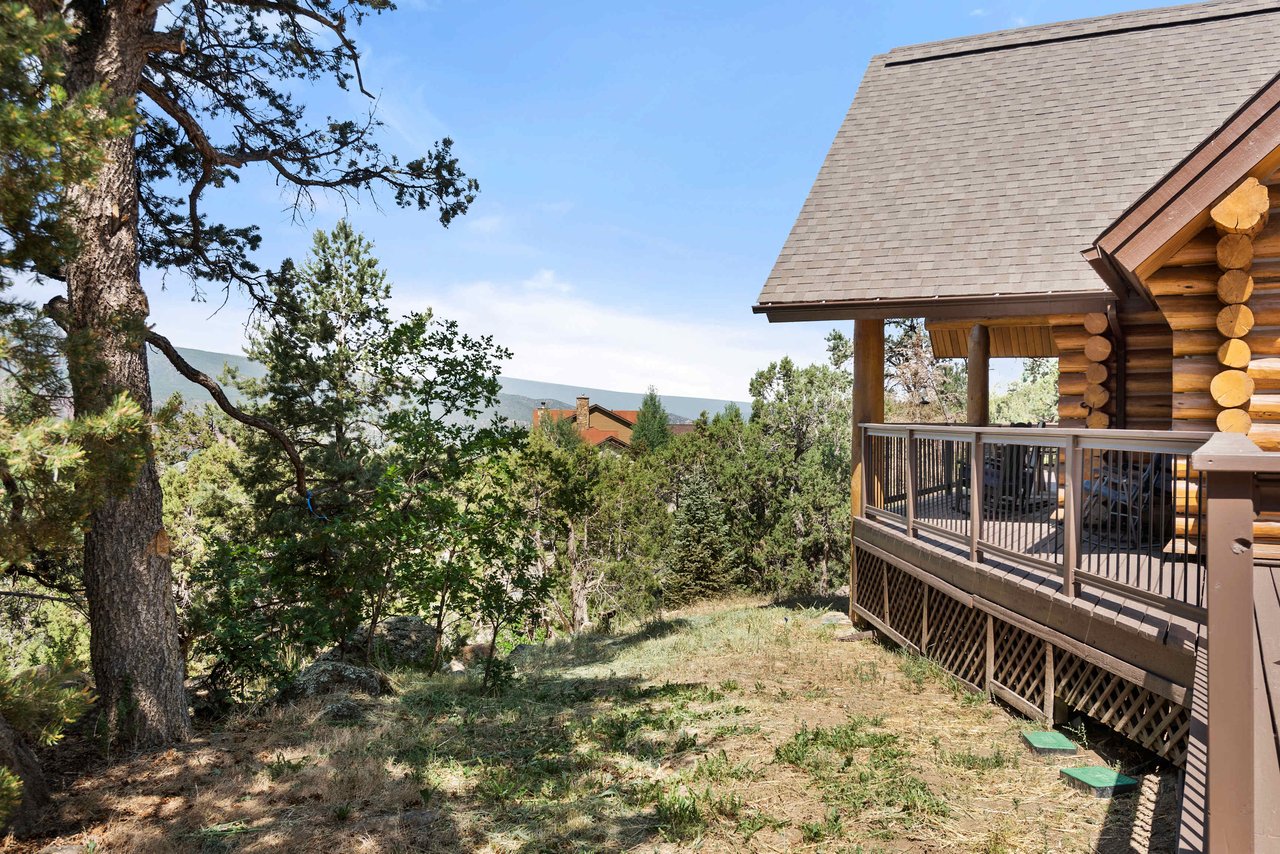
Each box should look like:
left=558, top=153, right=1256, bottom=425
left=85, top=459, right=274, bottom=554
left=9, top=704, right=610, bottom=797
left=850, top=319, right=885, bottom=623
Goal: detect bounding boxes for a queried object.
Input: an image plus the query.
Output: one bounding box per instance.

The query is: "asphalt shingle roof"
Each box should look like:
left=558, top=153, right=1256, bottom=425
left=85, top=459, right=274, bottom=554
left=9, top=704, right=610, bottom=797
left=757, top=0, right=1280, bottom=314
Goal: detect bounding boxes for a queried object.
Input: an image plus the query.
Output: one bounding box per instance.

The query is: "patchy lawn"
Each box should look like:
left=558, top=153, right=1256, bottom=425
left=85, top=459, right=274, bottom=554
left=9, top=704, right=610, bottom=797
left=16, top=599, right=1177, bottom=852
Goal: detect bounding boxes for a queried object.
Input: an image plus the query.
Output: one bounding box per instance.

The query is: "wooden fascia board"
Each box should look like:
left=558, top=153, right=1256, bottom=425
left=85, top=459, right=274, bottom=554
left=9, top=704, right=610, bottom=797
left=753, top=292, right=1115, bottom=322
left=1092, top=70, right=1280, bottom=288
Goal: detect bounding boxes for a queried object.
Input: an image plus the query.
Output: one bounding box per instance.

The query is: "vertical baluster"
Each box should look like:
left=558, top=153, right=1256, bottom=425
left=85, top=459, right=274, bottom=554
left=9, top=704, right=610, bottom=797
left=905, top=429, right=917, bottom=537
left=1062, top=436, right=1080, bottom=598
left=970, top=433, right=983, bottom=563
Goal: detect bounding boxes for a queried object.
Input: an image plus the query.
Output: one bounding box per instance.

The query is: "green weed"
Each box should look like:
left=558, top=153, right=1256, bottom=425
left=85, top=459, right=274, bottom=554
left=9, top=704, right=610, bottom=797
left=692, top=749, right=759, bottom=782
left=656, top=789, right=705, bottom=840
left=264, top=751, right=309, bottom=780
left=943, top=746, right=1016, bottom=771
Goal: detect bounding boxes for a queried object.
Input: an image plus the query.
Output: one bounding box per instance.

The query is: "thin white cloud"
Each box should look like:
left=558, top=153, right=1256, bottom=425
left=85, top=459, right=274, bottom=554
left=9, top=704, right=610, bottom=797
left=396, top=270, right=833, bottom=400
left=969, top=8, right=989, bottom=16
left=464, top=214, right=506, bottom=236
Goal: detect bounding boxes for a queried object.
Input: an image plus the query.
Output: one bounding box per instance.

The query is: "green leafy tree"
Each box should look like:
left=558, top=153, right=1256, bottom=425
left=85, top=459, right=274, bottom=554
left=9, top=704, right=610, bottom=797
left=749, top=357, right=853, bottom=594
left=630, top=386, right=672, bottom=452
left=0, top=2, right=131, bottom=281
left=22, top=0, right=479, bottom=745
left=991, top=358, right=1059, bottom=425
left=193, top=222, right=510, bottom=685
left=512, top=419, right=603, bottom=632
left=663, top=466, right=732, bottom=605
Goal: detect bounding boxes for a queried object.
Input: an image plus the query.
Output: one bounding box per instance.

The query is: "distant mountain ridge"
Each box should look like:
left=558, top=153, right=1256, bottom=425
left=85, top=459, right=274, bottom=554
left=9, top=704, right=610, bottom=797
left=151, top=347, right=747, bottom=425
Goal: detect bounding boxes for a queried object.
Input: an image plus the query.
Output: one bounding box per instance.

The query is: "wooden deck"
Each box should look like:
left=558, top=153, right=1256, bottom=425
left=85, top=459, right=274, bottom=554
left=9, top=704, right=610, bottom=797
left=859, top=516, right=1201, bottom=692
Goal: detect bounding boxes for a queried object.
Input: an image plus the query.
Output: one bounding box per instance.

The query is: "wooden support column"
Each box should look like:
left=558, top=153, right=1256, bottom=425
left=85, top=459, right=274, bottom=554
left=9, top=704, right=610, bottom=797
left=1204, top=465, right=1256, bottom=852
left=967, top=324, right=989, bottom=427
left=849, top=319, right=884, bottom=623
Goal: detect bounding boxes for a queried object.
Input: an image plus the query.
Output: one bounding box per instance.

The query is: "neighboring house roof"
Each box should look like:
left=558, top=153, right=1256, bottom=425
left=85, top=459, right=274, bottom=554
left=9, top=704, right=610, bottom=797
left=580, top=428, right=631, bottom=449
left=534, top=406, right=640, bottom=427
left=755, top=0, right=1280, bottom=321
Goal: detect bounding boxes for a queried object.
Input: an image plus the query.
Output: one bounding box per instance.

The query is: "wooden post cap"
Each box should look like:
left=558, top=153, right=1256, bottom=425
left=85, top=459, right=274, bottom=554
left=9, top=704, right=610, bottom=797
left=1084, top=362, right=1108, bottom=384
left=1217, top=407, right=1253, bottom=434
left=1217, top=270, right=1254, bottom=305
left=1084, top=335, right=1112, bottom=362
left=1218, top=338, right=1252, bottom=369
left=1216, top=233, right=1254, bottom=270
left=1210, top=177, right=1271, bottom=237
left=1210, top=369, right=1255, bottom=408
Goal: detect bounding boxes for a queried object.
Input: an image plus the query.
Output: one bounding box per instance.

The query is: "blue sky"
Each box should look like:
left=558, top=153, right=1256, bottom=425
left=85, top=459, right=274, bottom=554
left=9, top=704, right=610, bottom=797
left=90, top=0, right=1160, bottom=398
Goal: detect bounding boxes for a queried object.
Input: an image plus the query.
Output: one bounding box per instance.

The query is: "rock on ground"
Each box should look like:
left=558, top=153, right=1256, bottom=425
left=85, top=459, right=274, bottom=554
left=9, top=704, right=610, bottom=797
left=319, top=615, right=441, bottom=669
left=282, top=661, right=392, bottom=701
left=818, top=611, right=854, bottom=627
left=318, top=697, right=370, bottom=725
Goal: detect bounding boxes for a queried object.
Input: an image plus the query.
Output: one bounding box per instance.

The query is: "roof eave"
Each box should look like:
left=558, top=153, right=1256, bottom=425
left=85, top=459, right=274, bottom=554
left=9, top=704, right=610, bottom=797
left=753, top=291, right=1116, bottom=323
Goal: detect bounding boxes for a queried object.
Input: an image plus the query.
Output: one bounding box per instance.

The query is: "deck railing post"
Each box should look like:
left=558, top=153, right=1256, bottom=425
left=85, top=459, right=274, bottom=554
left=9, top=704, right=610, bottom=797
left=1205, top=466, right=1256, bottom=852
left=969, top=433, right=983, bottom=563
left=1062, top=436, right=1081, bottom=599
left=905, top=429, right=917, bottom=537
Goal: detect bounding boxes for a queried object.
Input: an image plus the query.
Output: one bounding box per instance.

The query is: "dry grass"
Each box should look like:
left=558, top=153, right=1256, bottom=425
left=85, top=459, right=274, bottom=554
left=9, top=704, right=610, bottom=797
left=14, top=598, right=1177, bottom=852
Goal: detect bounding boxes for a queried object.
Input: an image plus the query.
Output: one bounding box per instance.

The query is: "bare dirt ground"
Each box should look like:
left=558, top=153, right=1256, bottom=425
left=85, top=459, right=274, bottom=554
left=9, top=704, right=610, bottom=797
left=12, top=598, right=1177, bottom=852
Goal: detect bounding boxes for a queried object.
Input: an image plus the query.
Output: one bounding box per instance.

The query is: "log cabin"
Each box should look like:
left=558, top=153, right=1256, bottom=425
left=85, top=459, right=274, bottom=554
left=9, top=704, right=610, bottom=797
left=753, top=2, right=1280, bottom=848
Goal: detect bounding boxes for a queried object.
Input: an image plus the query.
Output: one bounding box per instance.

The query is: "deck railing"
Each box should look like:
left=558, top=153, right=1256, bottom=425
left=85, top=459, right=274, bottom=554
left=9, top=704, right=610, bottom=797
left=860, top=424, right=1211, bottom=619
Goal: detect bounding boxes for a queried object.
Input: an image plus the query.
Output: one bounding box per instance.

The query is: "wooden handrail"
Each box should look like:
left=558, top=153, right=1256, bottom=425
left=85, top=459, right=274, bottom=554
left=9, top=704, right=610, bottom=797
left=862, top=422, right=1210, bottom=451
left=859, top=423, right=1210, bottom=614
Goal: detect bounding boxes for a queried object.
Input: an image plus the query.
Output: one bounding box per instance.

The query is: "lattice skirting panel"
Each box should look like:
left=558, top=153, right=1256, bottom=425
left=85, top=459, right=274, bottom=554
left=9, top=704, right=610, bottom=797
left=851, top=548, right=1190, bottom=766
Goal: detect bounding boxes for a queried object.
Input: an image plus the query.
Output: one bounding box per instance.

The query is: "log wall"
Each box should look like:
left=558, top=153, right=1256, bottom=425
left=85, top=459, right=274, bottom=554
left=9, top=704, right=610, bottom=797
left=1141, top=175, right=1280, bottom=553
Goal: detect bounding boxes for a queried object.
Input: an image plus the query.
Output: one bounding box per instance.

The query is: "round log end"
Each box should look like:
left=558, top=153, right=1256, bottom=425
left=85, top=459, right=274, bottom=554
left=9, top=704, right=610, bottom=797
left=1210, top=177, right=1271, bottom=236
left=1216, top=269, right=1254, bottom=304
left=1216, top=303, right=1256, bottom=339
left=1216, top=233, right=1254, bottom=270
left=1084, top=362, right=1108, bottom=384
left=1083, top=312, right=1110, bottom=335
left=1083, top=335, right=1113, bottom=362
left=1210, top=368, right=1255, bottom=408
left=1083, top=384, right=1111, bottom=408
left=1218, top=337, right=1252, bottom=368
left=1084, top=411, right=1111, bottom=429
left=1217, top=407, right=1253, bottom=434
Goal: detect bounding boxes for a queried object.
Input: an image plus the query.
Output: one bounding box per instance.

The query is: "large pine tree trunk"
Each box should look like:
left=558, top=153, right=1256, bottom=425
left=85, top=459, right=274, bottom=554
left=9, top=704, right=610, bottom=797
left=63, top=4, right=190, bottom=747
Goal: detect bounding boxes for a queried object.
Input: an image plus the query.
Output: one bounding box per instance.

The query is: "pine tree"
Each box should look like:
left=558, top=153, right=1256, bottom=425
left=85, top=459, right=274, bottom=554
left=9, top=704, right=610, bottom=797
left=663, top=467, right=732, bottom=605
left=630, top=386, right=672, bottom=453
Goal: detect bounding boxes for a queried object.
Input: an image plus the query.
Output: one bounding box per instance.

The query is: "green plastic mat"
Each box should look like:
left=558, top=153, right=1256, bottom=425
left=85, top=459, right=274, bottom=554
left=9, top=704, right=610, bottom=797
left=1020, top=730, right=1078, bottom=754
left=1060, top=766, right=1139, bottom=797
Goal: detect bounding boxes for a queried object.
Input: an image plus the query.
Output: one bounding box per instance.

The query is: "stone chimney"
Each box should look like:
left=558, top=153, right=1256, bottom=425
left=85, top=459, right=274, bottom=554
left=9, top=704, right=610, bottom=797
left=576, top=396, right=590, bottom=428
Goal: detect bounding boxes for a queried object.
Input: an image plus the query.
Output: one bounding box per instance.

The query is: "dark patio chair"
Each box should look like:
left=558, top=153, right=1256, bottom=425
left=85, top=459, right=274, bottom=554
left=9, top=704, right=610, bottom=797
left=1081, top=453, right=1172, bottom=549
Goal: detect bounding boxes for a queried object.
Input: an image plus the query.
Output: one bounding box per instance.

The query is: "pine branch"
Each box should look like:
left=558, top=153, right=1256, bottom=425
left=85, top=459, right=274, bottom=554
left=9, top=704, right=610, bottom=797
left=142, top=328, right=309, bottom=498
left=42, top=297, right=308, bottom=498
